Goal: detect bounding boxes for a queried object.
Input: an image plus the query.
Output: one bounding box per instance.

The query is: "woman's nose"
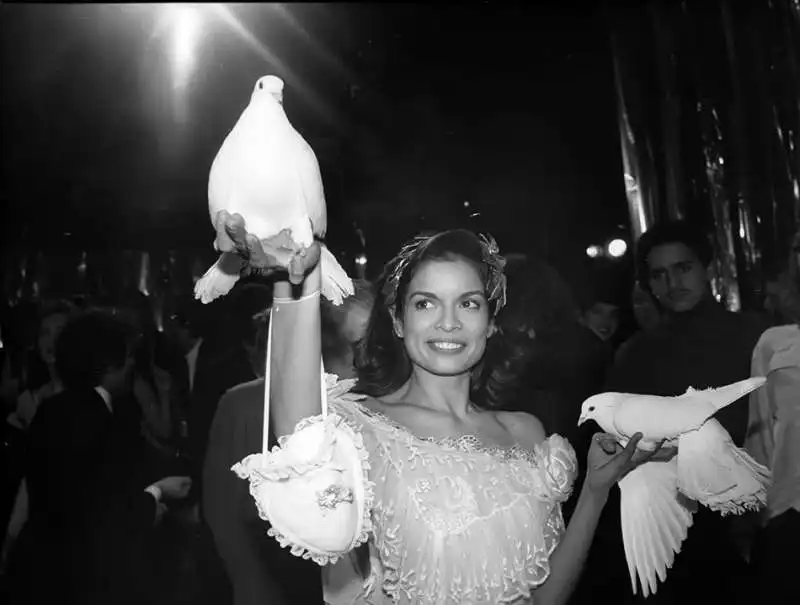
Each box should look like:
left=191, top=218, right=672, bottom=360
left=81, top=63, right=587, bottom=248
left=437, top=307, right=462, bottom=331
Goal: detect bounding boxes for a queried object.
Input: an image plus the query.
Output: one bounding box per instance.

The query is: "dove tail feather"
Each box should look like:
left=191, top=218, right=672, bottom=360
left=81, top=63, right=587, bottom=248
left=319, top=244, right=354, bottom=306
left=194, top=253, right=242, bottom=304
left=676, top=420, right=771, bottom=515
left=704, top=376, right=767, bottom=412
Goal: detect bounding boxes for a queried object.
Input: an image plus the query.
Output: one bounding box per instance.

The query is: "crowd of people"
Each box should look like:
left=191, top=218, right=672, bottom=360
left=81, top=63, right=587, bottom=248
left=0, top=218, right=797, bottom=604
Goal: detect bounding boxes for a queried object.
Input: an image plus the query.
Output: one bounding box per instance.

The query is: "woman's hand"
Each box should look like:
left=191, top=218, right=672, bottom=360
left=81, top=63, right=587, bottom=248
left=213, top=210, right=320, bottom=284
left=585, top=432, right=674, bottom=496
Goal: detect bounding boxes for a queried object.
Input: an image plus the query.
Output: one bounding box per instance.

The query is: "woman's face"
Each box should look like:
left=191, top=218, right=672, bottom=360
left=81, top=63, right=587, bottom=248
left=38, top=312, right=68, bottom=365
left=396, top=258, right=494, bottom=377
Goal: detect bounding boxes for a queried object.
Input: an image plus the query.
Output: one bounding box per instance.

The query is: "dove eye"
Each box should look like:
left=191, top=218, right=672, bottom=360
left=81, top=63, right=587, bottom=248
left=258, top=81, right=264, bottom=90
left=589, top=406, right=595, bottom=412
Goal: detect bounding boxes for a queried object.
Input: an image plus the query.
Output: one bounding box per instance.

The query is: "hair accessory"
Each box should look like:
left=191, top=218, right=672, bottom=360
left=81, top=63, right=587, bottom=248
left=382, top=231, right=507, bottom=316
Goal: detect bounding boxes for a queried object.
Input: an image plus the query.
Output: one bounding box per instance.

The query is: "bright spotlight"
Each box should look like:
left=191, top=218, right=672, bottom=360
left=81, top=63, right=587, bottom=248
left=586, top=245, right=601, bottom=258
left=607, top=238, right=628, bottom=258
left=169, top=6, right=202, bottom=89
left=355, top=254, right=367, bottom=266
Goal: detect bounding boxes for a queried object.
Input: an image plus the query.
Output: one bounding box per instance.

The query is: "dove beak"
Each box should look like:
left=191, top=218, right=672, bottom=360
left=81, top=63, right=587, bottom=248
left=577, top=413, right=587, bottom=427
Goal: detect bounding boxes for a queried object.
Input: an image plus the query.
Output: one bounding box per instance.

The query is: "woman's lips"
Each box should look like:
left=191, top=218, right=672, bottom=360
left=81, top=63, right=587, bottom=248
left=426, top=339, right=466, bottom=353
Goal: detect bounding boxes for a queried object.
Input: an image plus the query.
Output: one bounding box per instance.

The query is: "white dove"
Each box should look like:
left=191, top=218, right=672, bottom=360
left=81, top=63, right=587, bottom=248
left=578, top=377, right=771, bottom=597
left=194, top=75, right=353, bottom=306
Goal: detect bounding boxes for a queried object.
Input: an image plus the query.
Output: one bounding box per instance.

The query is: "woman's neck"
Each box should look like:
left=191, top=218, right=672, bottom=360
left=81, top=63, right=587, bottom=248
left=401, top=368, right=473, bottom=420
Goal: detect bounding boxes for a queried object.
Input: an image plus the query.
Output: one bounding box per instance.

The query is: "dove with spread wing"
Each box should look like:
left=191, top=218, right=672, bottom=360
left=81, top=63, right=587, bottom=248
left=578, top=377, right=771, bottom=597
left=194, top=75, right=353, bottom=306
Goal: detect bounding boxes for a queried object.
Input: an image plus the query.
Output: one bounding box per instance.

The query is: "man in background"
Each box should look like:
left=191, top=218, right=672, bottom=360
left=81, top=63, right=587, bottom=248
left=598, top=220, right=770, bottom=605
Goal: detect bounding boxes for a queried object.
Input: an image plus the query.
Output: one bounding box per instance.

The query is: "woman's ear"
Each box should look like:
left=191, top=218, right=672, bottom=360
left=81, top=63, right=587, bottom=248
left=487, top=320, right=498, bottom=339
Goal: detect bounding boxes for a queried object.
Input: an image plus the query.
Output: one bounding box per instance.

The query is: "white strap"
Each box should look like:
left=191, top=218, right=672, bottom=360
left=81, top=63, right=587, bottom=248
left=262, top=306, right=328, bottom=454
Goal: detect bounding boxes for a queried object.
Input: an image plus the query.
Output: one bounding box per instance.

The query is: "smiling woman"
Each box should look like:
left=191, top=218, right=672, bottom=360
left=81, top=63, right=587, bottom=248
left=356, top=229, right=506, bottom=397
left=227, top=222, right=654, bottom=605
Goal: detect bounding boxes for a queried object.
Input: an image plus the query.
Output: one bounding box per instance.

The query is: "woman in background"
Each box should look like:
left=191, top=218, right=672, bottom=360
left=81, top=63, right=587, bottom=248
left=746, top=231, right=800, bottom=605
left=6, top=300, right=74, bottom=430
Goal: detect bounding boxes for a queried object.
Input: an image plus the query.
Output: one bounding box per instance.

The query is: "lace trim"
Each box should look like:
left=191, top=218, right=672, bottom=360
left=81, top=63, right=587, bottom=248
left=349, top=399, right=569, bottom=466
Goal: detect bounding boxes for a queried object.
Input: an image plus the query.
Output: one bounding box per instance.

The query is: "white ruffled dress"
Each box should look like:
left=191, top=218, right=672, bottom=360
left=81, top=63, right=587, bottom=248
left=233, top=376, right=578, bottom=605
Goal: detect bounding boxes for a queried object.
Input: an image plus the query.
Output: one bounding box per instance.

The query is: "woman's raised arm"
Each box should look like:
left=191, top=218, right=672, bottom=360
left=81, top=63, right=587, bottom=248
left=269, top=263, right=323, bottom=438
left=213, top=212, right=326, bottom=439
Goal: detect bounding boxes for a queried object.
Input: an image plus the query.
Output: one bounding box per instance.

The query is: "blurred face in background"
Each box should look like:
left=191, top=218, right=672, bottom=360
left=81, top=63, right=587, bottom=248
left=103, top=350, right=136, bottom=399
left=632, top=283, right=661, bottom=331
left=38, top=312, right=69, bottom=366
left=646, top=242, right=710, bottom=313
left=582, top=302, right=620, bottom=342
left=326, top=301, right=373, bottom=379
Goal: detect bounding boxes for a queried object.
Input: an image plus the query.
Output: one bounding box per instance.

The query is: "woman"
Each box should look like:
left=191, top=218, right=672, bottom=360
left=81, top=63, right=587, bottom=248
left=746, top=232, right=800, bottom=605
left=227, top=217, right=666, bottom=605
left=5, top=300, right=73, bottom=430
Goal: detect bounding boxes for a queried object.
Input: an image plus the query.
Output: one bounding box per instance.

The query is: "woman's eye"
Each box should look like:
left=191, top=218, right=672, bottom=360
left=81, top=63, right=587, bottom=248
left=414, top=299, right=432, bottom=311
left=462, top=299, right=481, bottom=310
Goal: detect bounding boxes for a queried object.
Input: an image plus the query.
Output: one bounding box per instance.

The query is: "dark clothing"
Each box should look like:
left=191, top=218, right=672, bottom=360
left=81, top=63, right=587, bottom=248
left=188, top=339, right=256, bottom=500
left=509, top=323, right=610, bottom=523
left=751, top=509, right=800, bottom=604
left=203, top=378, right=324, bottom=605
left=581, top=300, right=770, bottom=605
left=7, top=388, right=158, bottom=605
left=518, top=324, right=609, bottom=436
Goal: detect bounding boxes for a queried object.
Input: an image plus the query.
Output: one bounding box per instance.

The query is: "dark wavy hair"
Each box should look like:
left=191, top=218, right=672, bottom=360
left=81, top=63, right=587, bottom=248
left=355, top=229, right=506, bottom=404
left=25, top=299, right=76, bottom=391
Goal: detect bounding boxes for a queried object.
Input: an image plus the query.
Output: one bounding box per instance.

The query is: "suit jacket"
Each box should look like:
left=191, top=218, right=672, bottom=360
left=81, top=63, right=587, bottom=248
left=8, top=387, right=158, bottom=605
left=203, top=378, right=324, bottom=605
left=189, top=339, right=256, bottom=497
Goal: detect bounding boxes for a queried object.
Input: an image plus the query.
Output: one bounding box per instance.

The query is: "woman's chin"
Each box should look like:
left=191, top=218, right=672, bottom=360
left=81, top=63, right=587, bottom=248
left=416, top=358, right=476, bottom=378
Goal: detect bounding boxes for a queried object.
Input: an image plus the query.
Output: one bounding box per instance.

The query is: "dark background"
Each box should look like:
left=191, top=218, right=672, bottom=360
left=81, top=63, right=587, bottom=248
left=0, top=3, right=629, bottom=292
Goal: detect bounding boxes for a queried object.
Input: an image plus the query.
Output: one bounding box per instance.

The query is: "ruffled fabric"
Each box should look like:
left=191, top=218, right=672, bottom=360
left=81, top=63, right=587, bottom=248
left=234, top=373, right=579, bottom=603
left=329, top=402, right=578, bottom=605
left=232, top=375, right=374, bottom=566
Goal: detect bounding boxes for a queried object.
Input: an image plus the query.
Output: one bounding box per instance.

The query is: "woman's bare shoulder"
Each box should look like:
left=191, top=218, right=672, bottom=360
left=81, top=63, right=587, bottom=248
left=494, top=410, right=547, bottom=450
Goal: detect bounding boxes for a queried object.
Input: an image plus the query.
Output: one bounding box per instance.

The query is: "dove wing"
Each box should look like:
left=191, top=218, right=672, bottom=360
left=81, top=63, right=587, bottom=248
left=292, top=133, right=327, bottom=236
left=619, top=460, right=694, bottom=598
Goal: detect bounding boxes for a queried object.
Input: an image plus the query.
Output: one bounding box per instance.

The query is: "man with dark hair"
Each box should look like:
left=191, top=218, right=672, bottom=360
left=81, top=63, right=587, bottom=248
left=7, top=309, right=192, bottom=605
left=202, top=282, right=375, bottom=605
left=596, top=219, right=770, bottom=605
left=613, top=219, right=766, bottom=444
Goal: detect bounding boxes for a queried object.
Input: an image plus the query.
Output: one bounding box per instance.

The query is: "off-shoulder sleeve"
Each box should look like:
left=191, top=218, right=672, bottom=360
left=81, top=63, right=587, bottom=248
left=231, top=375, right=374, bottom=566
left=536, top=433, right=579, bottom=504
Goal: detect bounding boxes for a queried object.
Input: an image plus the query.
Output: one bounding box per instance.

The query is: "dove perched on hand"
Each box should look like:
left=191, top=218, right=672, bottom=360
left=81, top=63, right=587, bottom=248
left=194, top=75, right=353, bottom=305
left=578, top=377, right=771, bottom=597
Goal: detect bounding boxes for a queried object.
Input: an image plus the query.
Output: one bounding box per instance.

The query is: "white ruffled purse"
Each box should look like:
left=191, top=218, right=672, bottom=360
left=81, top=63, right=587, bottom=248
left=231, top=315, right=373, bottom=566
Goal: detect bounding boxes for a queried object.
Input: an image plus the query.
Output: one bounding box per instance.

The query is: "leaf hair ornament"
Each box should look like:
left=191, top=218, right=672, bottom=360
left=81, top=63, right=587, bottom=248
left=382, top=230, right=507, bottom=316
